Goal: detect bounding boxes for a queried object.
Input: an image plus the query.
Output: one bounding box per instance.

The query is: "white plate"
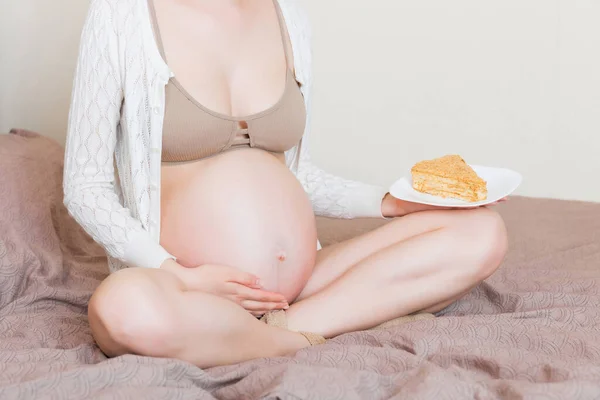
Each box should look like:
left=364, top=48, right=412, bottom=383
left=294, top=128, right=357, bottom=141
left=389, top=165, right=523, bottom=208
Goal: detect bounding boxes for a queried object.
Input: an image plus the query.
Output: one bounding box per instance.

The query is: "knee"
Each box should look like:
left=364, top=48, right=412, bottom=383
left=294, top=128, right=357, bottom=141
left=460, top=208, right=508, bottom=280
left=88, top=269, right=178, bottom=357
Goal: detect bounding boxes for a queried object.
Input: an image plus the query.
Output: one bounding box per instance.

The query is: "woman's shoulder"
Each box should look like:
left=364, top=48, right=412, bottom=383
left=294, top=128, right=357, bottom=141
left=88, top=0, right=133, bottom=14
left=86, top=0, right=155, bottom=49
left=88, top=0, right=144, bottom=27
left=278, top=0, right=312, bottom=38
left=90, top=0, right=138, bottom=9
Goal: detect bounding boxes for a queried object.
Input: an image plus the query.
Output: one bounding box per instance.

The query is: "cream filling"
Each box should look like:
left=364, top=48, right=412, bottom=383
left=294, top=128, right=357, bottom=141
left=412, top=173, right=487, bottom=202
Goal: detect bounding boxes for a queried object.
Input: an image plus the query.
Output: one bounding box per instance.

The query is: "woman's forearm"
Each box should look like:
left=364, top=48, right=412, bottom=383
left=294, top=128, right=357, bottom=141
left=294, top=155, right=389, bottom=219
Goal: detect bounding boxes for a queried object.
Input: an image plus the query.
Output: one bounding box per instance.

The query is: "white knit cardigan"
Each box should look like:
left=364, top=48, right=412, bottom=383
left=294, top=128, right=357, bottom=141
left=63, top=0, right=389, bottom=273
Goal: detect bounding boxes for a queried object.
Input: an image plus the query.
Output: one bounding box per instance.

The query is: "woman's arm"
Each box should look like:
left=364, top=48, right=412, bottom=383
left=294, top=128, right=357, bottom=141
left=63, top=0, right=175, bottom=270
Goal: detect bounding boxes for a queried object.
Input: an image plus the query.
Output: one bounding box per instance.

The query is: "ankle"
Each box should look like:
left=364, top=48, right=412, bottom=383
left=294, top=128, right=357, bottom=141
left=260, top=310, right=322, bottom=353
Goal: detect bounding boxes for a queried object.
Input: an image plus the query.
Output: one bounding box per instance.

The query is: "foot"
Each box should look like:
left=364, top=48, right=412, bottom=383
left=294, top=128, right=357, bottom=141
left=261, top=310, right=327, bottom=349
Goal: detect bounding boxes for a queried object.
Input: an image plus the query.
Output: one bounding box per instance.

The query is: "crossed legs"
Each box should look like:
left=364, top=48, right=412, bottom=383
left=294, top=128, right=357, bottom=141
left=88, top=207, right=507, bottom=368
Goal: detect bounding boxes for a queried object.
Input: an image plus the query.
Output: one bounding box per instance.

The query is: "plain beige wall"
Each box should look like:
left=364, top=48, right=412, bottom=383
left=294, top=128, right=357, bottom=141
left=0, top=0, right=88, bottom=140
left=1, top=0, right=599, bottom=202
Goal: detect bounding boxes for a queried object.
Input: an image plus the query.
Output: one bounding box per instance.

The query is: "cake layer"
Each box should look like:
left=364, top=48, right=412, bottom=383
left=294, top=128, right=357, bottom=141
left=412, top=172, right=487, bottom=202
left=411, top=155, right=486, bottom=185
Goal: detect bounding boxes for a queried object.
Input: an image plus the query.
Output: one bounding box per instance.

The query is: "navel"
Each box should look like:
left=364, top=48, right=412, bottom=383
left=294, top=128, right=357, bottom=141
left=276, top=250, right=287, bottom=262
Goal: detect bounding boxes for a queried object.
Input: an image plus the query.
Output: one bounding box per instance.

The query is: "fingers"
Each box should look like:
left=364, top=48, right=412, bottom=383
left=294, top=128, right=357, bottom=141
left=232, top=283, right=288, bottom=304
left=486, top=198, right=507, bottom=207
left=226, top=269, right=262, bottom=289
left=240, top=300, right=289, bottom=313
left=469, top=196, right=510, bottom=209
left=493, top=197, right=509, bottom=205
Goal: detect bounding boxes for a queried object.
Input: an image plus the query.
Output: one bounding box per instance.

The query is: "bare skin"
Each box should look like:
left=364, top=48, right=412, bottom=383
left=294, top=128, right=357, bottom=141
left=87, top=0, right=509, bottom=368
left=89, top=206, right=507, bottom=368
left=151, top=0, right=292, bottom=117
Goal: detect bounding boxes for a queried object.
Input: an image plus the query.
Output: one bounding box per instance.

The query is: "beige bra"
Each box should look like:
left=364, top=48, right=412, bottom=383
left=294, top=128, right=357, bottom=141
left=148, top=0, right=307, bottom=164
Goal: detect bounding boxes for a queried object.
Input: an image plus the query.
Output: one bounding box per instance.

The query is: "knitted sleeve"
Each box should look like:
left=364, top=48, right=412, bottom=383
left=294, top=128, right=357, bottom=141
left=62, top=0, right=176, bottom=269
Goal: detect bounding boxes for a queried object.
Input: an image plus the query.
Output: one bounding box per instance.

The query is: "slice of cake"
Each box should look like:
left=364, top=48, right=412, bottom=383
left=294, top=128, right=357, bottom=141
left=411, top=155, right=487, bottom=202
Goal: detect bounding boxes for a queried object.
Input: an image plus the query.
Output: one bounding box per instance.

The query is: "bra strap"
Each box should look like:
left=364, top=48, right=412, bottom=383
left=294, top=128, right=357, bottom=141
left=272, top=0, right=291, bottom=71
left=147, top=0, right=168, bottom=62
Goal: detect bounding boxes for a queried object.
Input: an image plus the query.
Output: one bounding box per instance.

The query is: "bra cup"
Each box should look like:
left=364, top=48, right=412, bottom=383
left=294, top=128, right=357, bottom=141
left=248, top=85, right=306, bottom=153
left=161, top=83, right=237, bottom=163
left=152, top=0, right=306, bottom=164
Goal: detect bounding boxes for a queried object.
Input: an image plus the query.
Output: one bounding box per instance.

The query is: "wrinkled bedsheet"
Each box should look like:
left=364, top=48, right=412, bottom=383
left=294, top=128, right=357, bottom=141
left=1, top=129, right=600, bottom=400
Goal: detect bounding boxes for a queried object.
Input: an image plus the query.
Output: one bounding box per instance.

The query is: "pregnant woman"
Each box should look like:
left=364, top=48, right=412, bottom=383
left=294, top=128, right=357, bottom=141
left=63, top=0, right=508, bottom=368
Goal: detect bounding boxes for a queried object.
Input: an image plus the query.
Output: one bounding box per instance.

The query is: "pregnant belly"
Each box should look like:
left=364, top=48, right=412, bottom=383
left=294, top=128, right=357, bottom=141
left=159, top=149, right=318, bottom=302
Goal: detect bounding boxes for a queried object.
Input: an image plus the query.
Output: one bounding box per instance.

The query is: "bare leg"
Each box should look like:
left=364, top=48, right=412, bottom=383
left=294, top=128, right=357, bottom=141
left=88, top=267, right=309, bottom=369
left=285, top=208, right=508, bottom=338
left=89, top=208, right=506, bottom=368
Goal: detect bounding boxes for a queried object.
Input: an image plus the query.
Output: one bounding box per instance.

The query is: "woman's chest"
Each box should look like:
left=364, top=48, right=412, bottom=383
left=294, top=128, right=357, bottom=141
left=150, top=0, right=290, bottom=117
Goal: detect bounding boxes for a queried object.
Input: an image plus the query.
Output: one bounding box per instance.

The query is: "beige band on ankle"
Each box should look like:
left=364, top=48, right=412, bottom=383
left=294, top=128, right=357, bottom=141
left=260, top=310, right=326, bottom=346
left=259, top=310, right=288, bottom=328
left=298, top=331, right=327, bottom=346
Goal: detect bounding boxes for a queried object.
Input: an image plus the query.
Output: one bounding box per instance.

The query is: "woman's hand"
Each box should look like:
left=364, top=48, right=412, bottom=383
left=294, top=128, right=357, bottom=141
left=161, top=259, right=289, bottom=317
left=381, top=193, right=509, bottom=218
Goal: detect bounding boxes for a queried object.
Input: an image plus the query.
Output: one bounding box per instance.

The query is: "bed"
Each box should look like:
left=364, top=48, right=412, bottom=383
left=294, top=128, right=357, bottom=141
left=1, top=129, right=599, bottom=400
